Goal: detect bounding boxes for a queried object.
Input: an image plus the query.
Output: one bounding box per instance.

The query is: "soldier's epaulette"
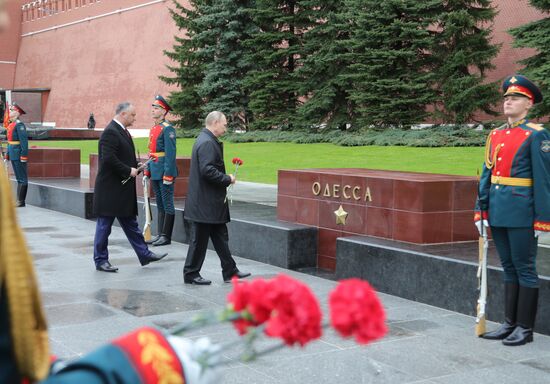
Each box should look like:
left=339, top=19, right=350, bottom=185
left=527, top=122, right=544, bottom=131
left=162, top=121, right=171, bottom=127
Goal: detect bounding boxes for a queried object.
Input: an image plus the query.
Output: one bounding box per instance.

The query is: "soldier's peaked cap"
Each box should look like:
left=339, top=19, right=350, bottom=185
left=152, top=95, right=172, bottom=112
left=11, top=102, right=26, bottom=115
left=503, top=75, right=543, bottom=104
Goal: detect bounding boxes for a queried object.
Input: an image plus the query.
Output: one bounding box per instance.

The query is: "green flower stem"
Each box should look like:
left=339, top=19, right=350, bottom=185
left=170, top=308, right=247, bottom=336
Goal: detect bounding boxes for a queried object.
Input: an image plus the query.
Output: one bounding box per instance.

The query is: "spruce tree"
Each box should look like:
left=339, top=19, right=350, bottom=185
left=343, top=0, right=441, bottom=129
left=296, top=0, right=358, bottom=131
left=195, top=0, right=257, bottom=131
left=432, top=0, right=500, bottom=124
left=243, top=0, right=313, bottom=130
left=161, top=0, right=210, bottom=130
left=509, top=0, right=550, bottom=117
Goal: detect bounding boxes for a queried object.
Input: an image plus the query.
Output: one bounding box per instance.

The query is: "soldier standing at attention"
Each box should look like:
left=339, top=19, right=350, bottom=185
left=6, top=103, right=29, bottom=207
left=475, top=75, right=550, bottom=346
left=144, top=95, right=178, bottom=246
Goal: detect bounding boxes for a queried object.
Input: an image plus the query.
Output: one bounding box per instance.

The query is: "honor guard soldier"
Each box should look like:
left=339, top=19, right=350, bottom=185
left=6, top=102, right=29, bottom=207
left=144, top=95, right=178, bottom=246
left=475, top=75, right=550, bottom=346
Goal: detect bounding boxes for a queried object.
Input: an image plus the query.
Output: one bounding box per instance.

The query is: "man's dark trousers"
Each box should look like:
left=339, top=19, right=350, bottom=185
left=94, top=216, right=151, bottom=266
left=184, top=221, right=237, bottom=280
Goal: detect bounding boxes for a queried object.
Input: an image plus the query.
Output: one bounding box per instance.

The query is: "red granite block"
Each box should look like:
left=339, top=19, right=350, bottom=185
left=318, top=200, right=345, bottom=231
left=318, top=228, right=342, bottom=258
left=393, top=211, right=423, bottom=243
left=340, top=175, right=367, bottom=205
left=62, top=164, right=80, bottom=177
left=28, top=164, right=44, bottom=178
left=422, top=212, right=453, bottom=243
left=365, top=207, right=393, bottom=238
left=277, top=195, right=297, bottom=222
left=42, top=150, right=63, bottom=164
left=393, top=211, right=453, bottom=243
left=366, top=177, right=394, bottom=209
left=318, top=173, right=343, bottom=201
left=453, top=180, right=478, bottom=211
left=318, top=255, right=336, bottom=271
left=394, top=180, right=452, bottom=212
left=452, top=211, right=478, bottom=242
left=28, top=148, right=44, bottom=162
left=44, top=163, right=63, bottom=177
left=278, top=170, right=298, bottom=196
left=178, top=158, right=191, bottom=177
left=296, top=198, right=319, bottom=226
left=62, top=150, right=81, bottom=163
left=297, top=172, right=320, bottom=198
left=341, top=204, right=366, bottom=234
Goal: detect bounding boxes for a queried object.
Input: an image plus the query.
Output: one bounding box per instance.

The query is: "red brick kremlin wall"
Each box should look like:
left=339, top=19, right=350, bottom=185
left=0, top=0, right=545, bottom=129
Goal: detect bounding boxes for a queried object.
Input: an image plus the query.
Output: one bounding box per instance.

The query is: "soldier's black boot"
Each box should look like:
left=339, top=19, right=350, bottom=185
left=481, top=283, right=518, bottom=340
left=503, top=286, right=538, bottom=346
left=146, top=211, right=165, bottom=244
left=153, top=213, right=174, bottom=246
left=16, top=184, right=27, bottom=207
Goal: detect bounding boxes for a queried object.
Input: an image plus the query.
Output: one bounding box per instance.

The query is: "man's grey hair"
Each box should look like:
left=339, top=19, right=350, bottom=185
left=205, top=111, right=225, bottom=127
left=115, top=102, right=132, bottom=115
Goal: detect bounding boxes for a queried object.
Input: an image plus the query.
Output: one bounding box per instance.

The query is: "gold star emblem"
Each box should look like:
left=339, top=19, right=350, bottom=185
left=334, top=205, right=348, bottom=225
left=510, top=76, right=517, bottom=84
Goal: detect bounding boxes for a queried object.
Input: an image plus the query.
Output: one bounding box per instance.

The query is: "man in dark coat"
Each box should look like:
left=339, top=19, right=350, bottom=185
left=93, top=102, right=167, bottom=272
left=183, top=111, right=250, bottom=285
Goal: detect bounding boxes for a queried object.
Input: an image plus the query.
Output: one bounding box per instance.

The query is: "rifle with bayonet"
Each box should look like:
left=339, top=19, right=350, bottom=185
left=142, top=174, right=152, bottom=242
left=475, top=169, right=489, bottom=336
left=121, top=157, right=153, bottom=185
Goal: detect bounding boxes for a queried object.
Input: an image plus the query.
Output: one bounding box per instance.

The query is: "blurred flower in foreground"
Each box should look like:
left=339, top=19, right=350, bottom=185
left=168, top=273, right=387, bottom=383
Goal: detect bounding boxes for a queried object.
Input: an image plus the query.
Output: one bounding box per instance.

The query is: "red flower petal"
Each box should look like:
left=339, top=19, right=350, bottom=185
left=329, top=279, right=387, bottom=344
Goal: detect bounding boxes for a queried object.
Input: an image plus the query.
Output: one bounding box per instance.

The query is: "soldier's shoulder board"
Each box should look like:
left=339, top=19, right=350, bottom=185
left=527, top=122, right=545, bottom=131
left=162, top=121, right=171, bottom=127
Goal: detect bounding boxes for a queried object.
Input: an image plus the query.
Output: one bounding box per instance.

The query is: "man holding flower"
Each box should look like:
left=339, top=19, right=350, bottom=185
left=183, top=111, right=250, bottom=285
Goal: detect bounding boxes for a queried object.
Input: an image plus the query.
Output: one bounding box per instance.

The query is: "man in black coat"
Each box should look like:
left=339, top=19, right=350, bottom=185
left=183, top=111, right=250, bottom=285
left=93, top=102, right=167, bottom=272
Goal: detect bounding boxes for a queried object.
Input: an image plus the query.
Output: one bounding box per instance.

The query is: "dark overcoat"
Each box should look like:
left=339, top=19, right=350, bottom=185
left=93, top=120, right=138, bottom=217
left=184, top=128, right=232, bottom=224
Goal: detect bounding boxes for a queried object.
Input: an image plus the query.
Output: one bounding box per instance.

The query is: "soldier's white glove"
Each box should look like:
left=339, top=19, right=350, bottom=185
left=535, top=230, right=545, bottom=238
left=475, top=220, right=489, bottom=236
left=167, top=336, right=222, bottom=384
left=163, top=180, right=173, bottom=185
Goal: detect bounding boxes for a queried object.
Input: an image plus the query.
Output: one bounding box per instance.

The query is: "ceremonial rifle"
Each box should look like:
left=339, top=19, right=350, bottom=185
left=142, top=174, right=152, bottom=242
left=121, top=158, right=153, bottom=185
left=475, top=169, right=489, bottom=336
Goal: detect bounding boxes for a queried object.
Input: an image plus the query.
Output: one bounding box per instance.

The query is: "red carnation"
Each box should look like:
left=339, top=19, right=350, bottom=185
left=329, top=279, right=387, bottom=344
left=227, top=278, right=273, bottom=334
left=227, top=274, right=322, bottom=346
left=232, top=157, right=243, bottom=166
left=264, top=275, right=322, bottom=346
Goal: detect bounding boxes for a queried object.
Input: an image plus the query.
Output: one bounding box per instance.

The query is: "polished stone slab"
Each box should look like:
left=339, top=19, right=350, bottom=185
left=335, top=235, right=550, bottom=335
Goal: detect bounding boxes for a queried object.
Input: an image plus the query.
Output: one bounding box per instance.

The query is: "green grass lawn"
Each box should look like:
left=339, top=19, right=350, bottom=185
left=32, top=139, right=485, bottom=184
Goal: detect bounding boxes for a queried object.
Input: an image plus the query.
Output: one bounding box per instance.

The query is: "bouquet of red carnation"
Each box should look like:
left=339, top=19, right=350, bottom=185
left=226, top=157, right=243, bottom=205
left=167, top=274, right=387, bottom=383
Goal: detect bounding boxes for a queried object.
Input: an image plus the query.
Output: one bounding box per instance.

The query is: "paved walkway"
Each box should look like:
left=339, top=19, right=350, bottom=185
left=18, top=204, right=550, bottom=384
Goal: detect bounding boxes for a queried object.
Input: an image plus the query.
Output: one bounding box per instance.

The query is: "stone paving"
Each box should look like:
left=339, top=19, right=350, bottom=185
left=18, top=204, right=550, bottom=384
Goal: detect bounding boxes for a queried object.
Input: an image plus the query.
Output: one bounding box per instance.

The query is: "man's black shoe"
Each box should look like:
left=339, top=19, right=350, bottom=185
left=96, top=261, right=118, bottom=272
left=141, top=251, right=167, bottom=266
left=152, top=235, right=171, bottom=246
left=224, top=270, right=251, bottom=283
left=184, top=276, right=212, bottom=285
